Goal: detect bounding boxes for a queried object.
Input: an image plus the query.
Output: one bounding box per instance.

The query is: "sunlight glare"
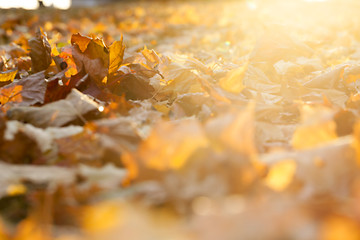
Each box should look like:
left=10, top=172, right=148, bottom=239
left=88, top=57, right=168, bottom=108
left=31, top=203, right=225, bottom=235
left=246, top=0, right=257, bottom=10
left=52, top=0, right=71, bottom=9
left=0, top=0, right=38, bottom=9
left=0, top=0, right=71, bottom=9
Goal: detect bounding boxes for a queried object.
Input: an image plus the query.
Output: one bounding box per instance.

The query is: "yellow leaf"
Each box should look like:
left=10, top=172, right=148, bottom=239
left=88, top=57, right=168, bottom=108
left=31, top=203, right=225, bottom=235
left=0, top=69, right=18, bottom=82
left=219, top=63, right=247, bottom=94
left=109, top=36, right=125, bottom=74
left=265, top=159, right=296, bottom=191
left=141, top=46, right=161, bottom=67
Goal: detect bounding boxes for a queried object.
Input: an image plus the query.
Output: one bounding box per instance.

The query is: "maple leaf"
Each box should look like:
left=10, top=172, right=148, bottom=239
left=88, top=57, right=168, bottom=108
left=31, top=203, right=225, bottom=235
left=108, top=36, right=125, bottom=75
left=71, top=33, right=92, bottom=53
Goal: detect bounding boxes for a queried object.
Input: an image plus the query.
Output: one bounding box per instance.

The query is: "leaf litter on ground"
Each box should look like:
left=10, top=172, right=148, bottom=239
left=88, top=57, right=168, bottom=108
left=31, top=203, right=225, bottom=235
left=2, top=0, right=360, bottom=239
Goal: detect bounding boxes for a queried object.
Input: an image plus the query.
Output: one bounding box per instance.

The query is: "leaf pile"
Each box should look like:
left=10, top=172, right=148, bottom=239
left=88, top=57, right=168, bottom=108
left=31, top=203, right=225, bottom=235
left=2, top=0, right=360, bottom=239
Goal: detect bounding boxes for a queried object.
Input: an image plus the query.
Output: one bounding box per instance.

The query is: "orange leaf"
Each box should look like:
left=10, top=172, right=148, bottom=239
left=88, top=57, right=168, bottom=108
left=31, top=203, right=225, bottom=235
left=0, top=85, right=23, bottom=105
left=71, top=33, right=92, bottom=52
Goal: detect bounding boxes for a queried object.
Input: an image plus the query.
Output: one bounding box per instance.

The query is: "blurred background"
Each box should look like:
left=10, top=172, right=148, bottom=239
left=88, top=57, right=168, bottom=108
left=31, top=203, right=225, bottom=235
left=0, top=0, right=330, bottom=10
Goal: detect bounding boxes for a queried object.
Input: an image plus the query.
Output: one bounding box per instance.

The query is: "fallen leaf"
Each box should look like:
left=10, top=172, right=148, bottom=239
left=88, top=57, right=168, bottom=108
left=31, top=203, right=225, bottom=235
left=1, top=71, right=47, bottom=106
left=71, top=33, right=92, bottom=53
left=262, top=136, right=357, bottom=197
left=78, top=163, right=127, bottom=189
left=7, top=89, right=99, bottom=128
left=0, top=69, right=18, bottom=83
left=0, top=161, right=76, bottom=198
left=44, top=70, right=89, bottom=103
left=0, top=85, right=23, bottom=106
left=28, top=28, right=52, bottom=73
left=108, top=37, right=125, bottom=75
left=219, top=63, right=247, bottom=94
left=108, top=72, right=155, bottom=100
left=71, top=34, right=109, bottom=85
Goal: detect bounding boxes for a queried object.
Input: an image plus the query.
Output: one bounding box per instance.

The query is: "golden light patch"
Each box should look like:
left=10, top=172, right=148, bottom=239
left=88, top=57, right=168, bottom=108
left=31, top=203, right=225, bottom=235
left=219, top=63, right=247, bottom=94
left=292, top=121, right=337, bottom=150
left=81, top=202, right=123, bottom=233
left=265, top=159, right=296, bottom=191
left=6, top=184, right=26, bottom=196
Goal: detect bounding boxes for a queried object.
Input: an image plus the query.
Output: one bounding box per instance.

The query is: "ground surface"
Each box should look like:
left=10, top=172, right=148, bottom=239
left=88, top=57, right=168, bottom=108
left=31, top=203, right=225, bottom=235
left=1, top=0, right=360, bottom=239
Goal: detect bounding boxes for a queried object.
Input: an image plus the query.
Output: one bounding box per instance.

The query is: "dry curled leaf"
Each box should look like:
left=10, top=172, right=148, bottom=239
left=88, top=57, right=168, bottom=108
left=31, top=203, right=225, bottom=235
left=28, top=28, right=52, bottom=73
left=7, top=89, right=99, bottom=128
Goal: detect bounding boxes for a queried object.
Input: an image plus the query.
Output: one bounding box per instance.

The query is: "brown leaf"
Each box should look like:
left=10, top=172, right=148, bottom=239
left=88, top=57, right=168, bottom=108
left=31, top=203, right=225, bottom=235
left=0, top=118, right=42, bottom=164
left=44, top=70, right=89, bottom=103
left=108, top=72, right=154, bottom=100
left=89, top=117, right=142, bottom=152
left=28, top=29, right=52, bottom=73
left=71, top=33, right=109, bottom=85
left=7, top=89, right=99, bottom=128
left=1, top=71, right=47, bottom=106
